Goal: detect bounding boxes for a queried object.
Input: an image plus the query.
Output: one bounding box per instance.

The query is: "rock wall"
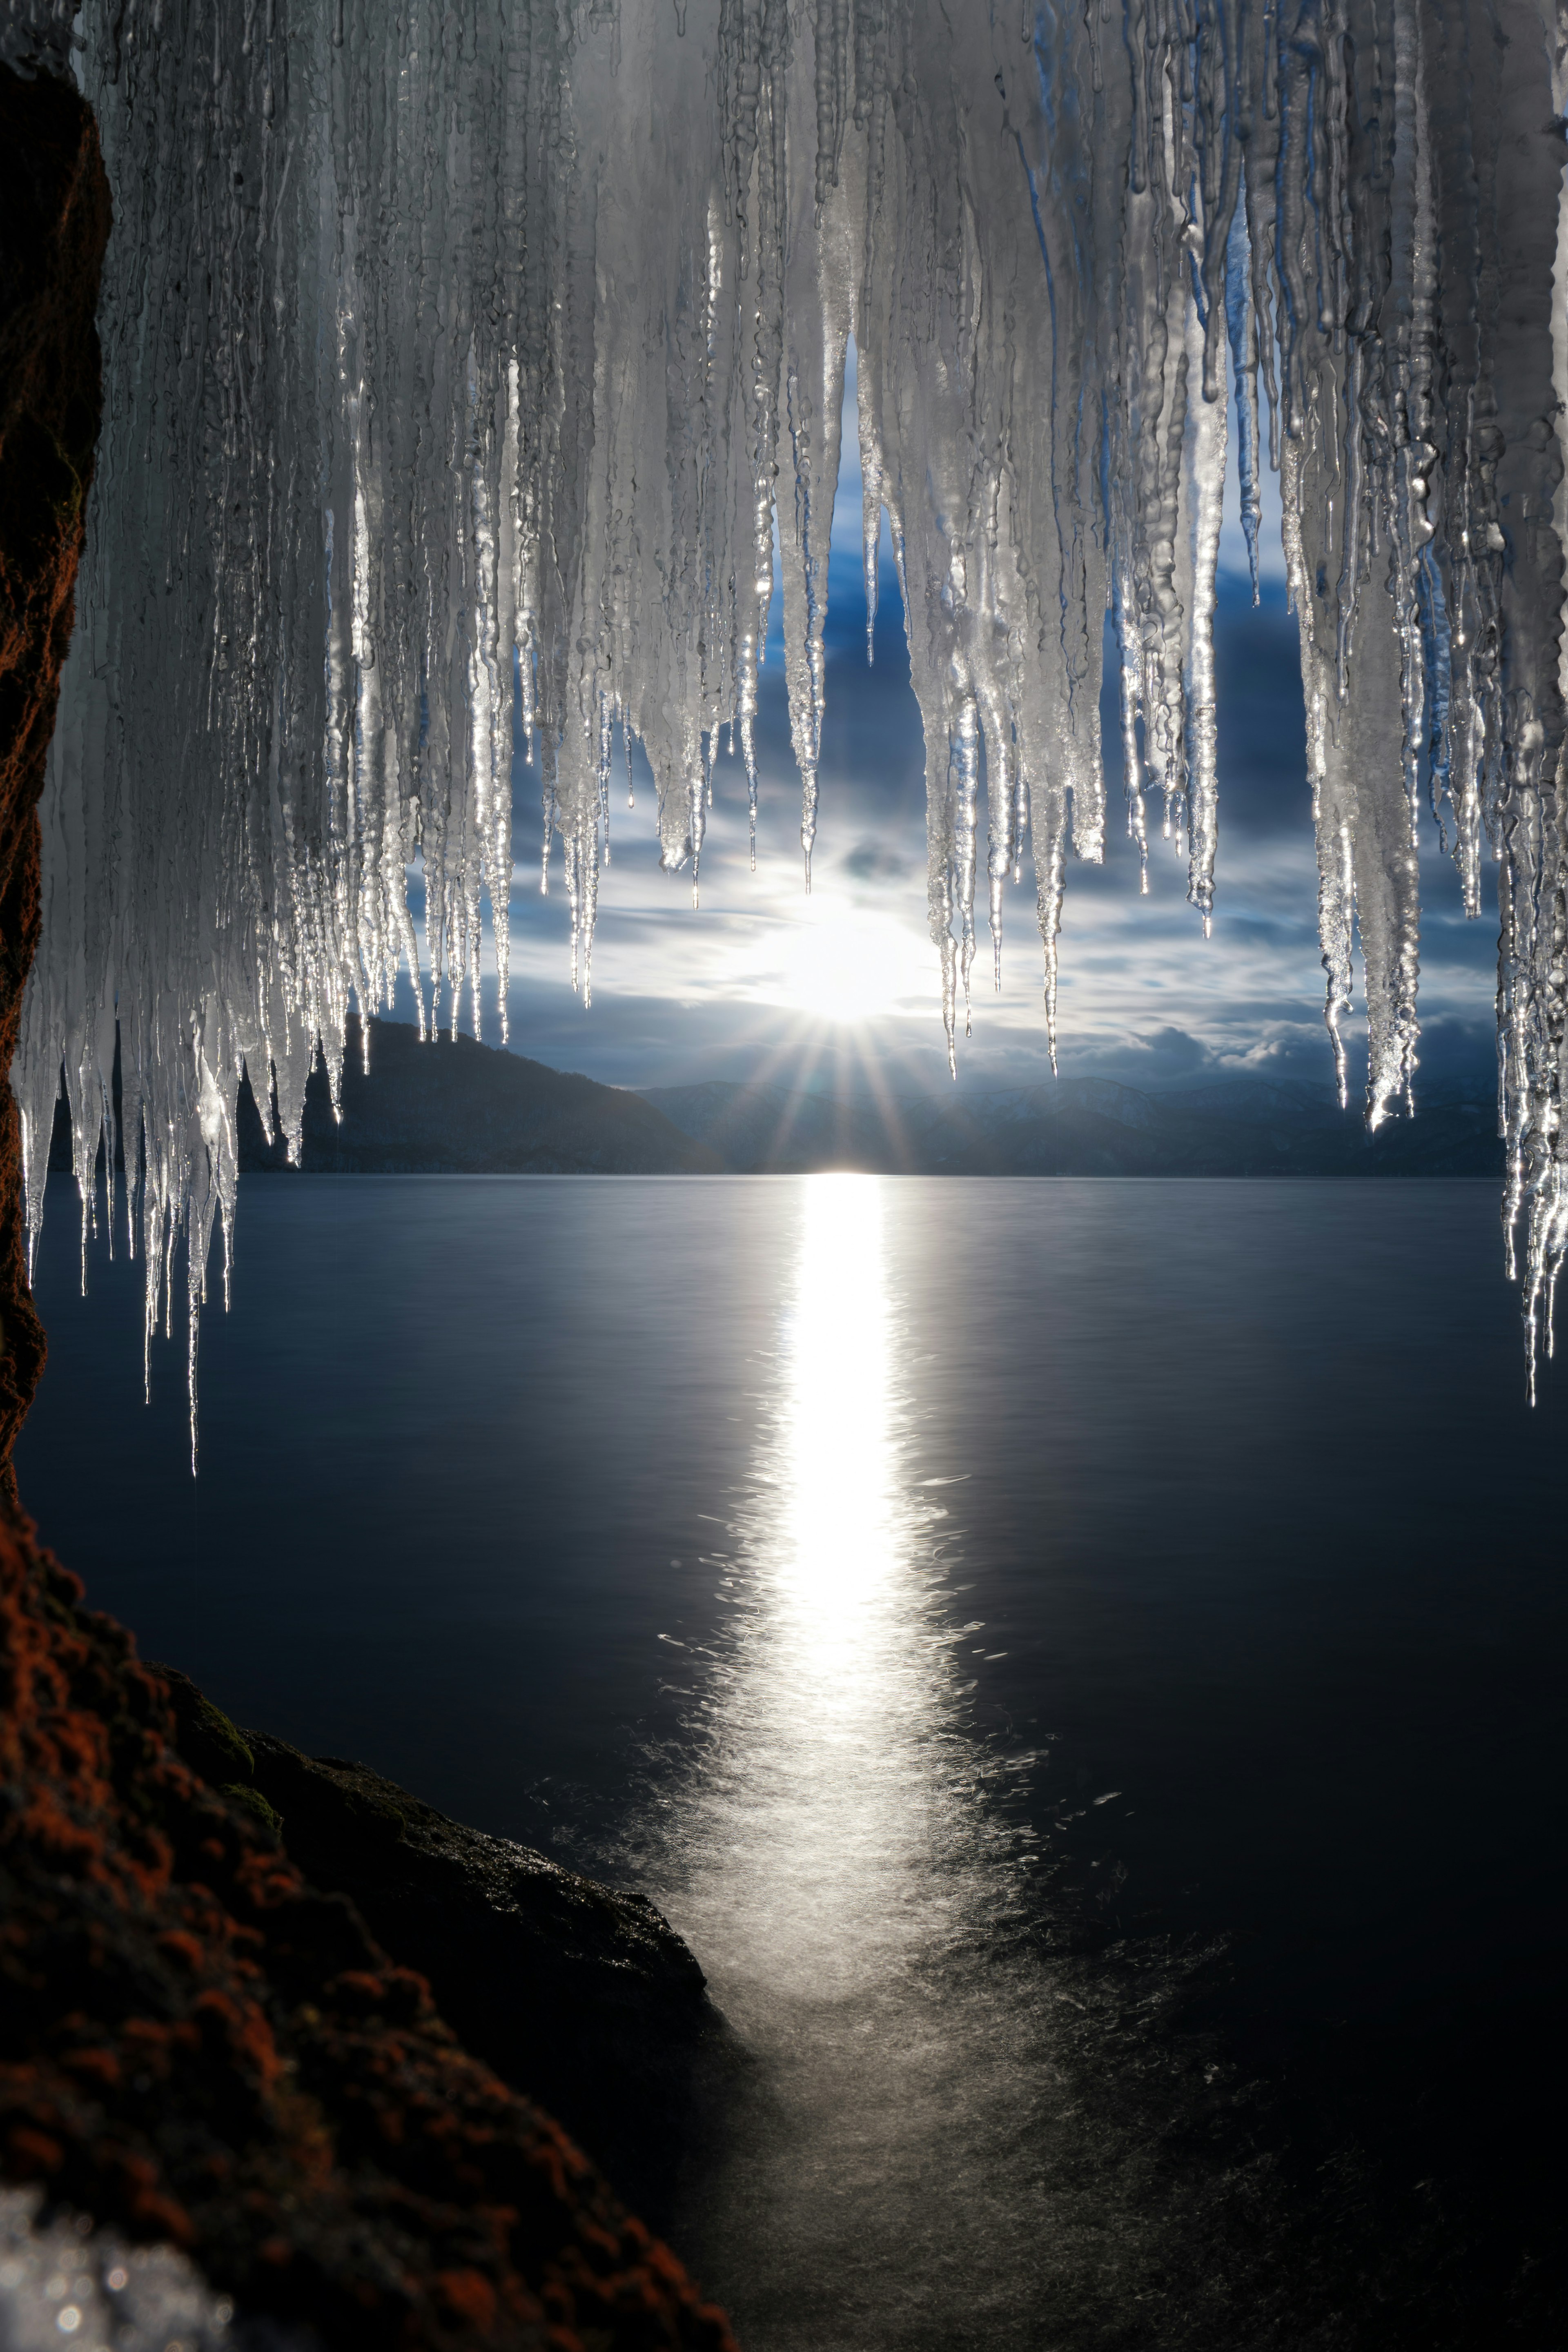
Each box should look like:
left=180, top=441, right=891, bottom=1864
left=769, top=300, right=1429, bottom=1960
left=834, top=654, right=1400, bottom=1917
left=0, top=61, right=110, bottom=1493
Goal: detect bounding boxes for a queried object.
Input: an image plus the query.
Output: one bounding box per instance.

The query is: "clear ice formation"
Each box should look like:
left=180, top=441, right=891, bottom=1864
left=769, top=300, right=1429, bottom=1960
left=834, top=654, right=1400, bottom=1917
left=0, top=2183, right=309, bottom=2350
left=6, top=0, right=1568, bottom=1406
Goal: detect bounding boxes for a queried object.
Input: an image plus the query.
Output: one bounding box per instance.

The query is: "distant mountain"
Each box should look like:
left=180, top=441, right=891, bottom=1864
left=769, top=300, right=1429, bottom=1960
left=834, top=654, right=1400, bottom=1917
left=235, top=1020, right=722, bottom=1176
left=639, top=1074, right=1503, bottom=1177
left=49, top=1029, right=1501, bottom=1181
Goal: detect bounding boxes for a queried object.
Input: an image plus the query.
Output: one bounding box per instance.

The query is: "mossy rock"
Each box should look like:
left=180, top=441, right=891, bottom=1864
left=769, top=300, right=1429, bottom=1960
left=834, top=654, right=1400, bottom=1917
left=149, top=1662, right=256, bottom=1787
left=219, top=1780, right=282, bottom=1838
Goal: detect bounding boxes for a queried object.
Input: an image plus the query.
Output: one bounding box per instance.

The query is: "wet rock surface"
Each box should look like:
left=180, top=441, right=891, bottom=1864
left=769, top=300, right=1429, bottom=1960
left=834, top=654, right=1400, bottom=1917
left=155, top=1667, right=737, bottom=2235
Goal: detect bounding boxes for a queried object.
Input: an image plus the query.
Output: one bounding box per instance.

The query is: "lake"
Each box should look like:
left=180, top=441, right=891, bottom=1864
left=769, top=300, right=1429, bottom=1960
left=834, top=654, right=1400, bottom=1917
left=18, top=1174, right=1568, bottom=2349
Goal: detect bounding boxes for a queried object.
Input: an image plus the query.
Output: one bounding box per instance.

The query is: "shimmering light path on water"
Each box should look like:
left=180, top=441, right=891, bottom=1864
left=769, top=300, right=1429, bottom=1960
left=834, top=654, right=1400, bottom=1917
left=19, top=1177, right=1568, bottom=2347
left=629, top=1178, right=1047, bottom=2345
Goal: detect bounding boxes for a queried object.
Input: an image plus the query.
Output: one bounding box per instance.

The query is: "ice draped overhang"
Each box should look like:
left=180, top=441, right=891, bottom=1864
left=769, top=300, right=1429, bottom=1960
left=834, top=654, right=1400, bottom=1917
left=5, top=0, right=1568, bottom=1399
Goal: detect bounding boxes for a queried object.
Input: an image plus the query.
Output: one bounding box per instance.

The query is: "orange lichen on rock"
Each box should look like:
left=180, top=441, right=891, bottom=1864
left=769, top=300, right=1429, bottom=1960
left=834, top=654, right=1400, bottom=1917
left=0, top=1513, right=739, bottom=2350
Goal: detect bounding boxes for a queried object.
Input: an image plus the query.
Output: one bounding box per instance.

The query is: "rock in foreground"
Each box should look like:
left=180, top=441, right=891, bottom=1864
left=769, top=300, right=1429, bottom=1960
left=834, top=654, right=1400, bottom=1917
left=0, top=1517, right=736, bottom=2351
left=155, top=1668, right=737, bottom=2234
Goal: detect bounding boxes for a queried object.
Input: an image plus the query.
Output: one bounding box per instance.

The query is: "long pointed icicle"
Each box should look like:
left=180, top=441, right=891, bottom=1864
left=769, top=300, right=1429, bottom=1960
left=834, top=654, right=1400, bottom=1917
left=2, top=0, right=1565, bottom=1391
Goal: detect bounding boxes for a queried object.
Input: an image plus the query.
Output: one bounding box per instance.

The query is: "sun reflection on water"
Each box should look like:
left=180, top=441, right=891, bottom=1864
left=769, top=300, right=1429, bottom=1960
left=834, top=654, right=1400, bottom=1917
left=636, top=1174, right=1053, bottom=2344
left=773, top=1174, right=900, bottom=1681
left=635, top=1178, right=1231, bottom=2351
left=684, top=1172, right=952, bottom=2016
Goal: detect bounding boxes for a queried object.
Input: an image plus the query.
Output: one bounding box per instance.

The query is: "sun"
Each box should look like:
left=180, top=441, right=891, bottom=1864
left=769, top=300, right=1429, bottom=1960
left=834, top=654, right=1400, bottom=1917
left=778, top=894, right=924, bottom=1025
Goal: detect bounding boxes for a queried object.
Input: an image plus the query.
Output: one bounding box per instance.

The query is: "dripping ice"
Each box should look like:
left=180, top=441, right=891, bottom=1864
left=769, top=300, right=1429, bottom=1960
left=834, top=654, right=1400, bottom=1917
left=4, top=0, right=1567, bottom=1416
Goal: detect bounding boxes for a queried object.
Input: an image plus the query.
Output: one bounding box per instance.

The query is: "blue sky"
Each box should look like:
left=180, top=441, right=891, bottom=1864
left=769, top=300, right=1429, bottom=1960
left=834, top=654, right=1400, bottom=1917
left=409, top=369, right=1499, bottom=1107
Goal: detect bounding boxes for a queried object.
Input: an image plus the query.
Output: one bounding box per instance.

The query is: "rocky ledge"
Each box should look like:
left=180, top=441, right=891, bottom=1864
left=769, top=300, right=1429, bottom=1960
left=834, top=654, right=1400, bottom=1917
left=0, top=1515, right=736, bottom=2350
left=154, top=1667, right=737, bottom=2237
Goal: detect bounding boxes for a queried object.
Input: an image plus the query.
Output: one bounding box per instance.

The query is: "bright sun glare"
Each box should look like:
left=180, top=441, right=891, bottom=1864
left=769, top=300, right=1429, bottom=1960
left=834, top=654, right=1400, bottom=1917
left=782, top=1174, right=898, bottom=1635
left=779, top=895, right=924, bottom=1025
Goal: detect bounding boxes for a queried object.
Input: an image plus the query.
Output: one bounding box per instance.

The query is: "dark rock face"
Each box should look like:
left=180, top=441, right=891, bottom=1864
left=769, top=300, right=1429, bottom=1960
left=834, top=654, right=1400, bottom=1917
left=154, top=1668, right=735, bottom=2236
left=0, top=65, right=112, bottom=1488
left=0, top=1517, right=737, bottom=2350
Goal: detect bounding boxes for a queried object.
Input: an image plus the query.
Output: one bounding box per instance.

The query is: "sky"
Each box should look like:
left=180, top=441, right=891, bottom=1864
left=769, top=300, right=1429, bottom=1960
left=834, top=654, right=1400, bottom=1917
left=403, top=361, right=1500, bottom=1109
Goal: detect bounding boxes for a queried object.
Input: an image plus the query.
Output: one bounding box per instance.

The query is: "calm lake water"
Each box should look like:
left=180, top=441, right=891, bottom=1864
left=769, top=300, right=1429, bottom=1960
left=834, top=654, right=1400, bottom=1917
left=18, top=1175, right=1568, bottom=2349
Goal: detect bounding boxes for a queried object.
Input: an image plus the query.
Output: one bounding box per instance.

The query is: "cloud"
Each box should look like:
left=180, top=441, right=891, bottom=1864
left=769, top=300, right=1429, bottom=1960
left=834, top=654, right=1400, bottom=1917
left=839, top=837, right=916, bottom=885
left=429, top=369, right=1499, bottom=1111
left=1060, top=1024, right=1216, bottom=1081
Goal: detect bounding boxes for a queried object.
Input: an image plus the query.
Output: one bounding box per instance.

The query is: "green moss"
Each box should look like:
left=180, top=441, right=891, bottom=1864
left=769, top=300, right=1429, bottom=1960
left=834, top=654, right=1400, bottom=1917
left=148, top=1664, right=258, bottom=1788
left=220, top=1782, right=283, bottom=1838
left=338, top=1783, right=407, bottom=1841
left=190, top=1693, right=255, bottom=1780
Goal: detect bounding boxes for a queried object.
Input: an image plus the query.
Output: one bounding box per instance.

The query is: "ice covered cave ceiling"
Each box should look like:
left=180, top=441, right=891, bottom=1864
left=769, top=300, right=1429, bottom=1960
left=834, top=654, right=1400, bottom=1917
left=4, top=0, right=1568, bottom=1399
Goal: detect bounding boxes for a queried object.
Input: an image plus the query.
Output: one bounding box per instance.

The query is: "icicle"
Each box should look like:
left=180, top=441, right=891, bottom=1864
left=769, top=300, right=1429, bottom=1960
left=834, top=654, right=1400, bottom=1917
left=4, top=0, right=1567, bottom=1401
left=1180, top=269, right=1228, bottom=937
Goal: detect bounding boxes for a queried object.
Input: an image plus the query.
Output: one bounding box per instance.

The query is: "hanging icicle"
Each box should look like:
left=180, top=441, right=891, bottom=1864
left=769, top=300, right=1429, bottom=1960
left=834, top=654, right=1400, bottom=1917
left=4, top=0, right=1565, bottom=1407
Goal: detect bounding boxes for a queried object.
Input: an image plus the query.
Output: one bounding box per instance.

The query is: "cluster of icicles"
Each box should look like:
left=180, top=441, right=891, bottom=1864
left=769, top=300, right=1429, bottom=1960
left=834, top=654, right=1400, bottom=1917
left=7, top=0, right=1568, bottom=1445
